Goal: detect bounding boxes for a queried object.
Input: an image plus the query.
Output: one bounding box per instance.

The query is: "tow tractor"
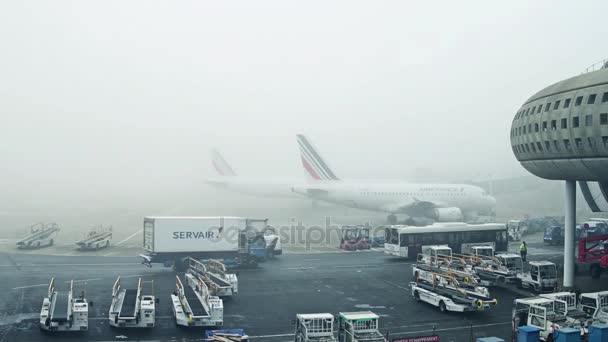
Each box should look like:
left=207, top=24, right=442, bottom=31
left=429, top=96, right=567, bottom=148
left=170, top=273, right=223, bottom=327
left=339, top=226, right=370, bottom=251
left=75, top=225, right=112, bottom=250
left=337, top=311, right=386, bottom=342
left=40, top=278, right=89, bottom=332
left=17, top=222, right=60, bottom=249
left=580, top=291, right=608, bottom=322
left=294, top=313, right=337, bottom=342
left=515, top=261, right=558, bottom=293
left=187, top=258, right=238, bottom=297
left=108, top=277, right=156, bottom=328
left=411, top=269, right=497, bottom=313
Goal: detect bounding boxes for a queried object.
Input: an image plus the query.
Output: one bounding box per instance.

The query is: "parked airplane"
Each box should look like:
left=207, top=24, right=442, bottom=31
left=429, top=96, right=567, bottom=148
left=205, top=149, right=301, bottom=198
left=293, top=134, right=497, bottom=224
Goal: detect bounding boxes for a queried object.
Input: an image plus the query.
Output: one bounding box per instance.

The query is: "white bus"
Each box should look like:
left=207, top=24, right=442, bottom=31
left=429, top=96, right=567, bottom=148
left=384, top=223, right=507, bottom=258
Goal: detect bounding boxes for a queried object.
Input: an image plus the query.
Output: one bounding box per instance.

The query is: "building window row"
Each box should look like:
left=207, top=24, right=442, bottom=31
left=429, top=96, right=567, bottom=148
left=511, top=113, right=608, bottom=137
left=514, top=91, right=608, bottom=120
left=513, top=136, right=608, bottom=154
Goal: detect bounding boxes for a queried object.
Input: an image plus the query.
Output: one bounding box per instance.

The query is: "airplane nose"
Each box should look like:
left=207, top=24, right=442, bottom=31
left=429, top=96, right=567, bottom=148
left=487, top=195, right=497, bottom=207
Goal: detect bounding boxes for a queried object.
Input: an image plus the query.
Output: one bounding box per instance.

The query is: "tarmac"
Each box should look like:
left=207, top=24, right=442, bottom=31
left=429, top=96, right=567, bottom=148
left=0, top=231, right=600, bottom=342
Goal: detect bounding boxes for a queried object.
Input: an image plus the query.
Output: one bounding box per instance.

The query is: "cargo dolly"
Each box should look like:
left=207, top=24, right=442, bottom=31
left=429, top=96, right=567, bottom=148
left=17, top=222, right=60, bottom=249
left=76, top=225, right=112, bottom=250
left=171, top=272, right=223, bottom=327
left=109, top=277, right=156, bottom=328
left=188, top=258, right=238, bottom=297
left=40, top=278, right=89, bottom=332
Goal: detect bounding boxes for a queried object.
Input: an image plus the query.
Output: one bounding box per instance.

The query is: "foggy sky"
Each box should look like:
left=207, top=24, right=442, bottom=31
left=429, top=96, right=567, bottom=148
left=2, top=1, right=608, bottom=208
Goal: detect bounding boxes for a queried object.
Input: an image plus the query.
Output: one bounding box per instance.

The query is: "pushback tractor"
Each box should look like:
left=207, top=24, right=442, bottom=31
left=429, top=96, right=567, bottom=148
left=108, top=277, right=156, bottom=328
left=40, top=278, right=89, bottom=332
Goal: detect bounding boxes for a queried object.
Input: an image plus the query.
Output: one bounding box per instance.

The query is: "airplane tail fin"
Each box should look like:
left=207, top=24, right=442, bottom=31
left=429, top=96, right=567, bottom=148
left=297, top=134, right=339, bottom=181
left=211, top=149, right=237, bottom=177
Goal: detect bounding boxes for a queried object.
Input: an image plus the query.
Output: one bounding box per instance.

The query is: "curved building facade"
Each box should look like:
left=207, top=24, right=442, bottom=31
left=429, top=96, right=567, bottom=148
left=510, top=64, right=608, bottom=212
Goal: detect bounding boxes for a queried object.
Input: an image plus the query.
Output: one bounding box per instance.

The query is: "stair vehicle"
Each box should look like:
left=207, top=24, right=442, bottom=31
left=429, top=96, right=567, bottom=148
left=294, top=313, right=337, bottom=342
left=76, top=225, right=112, bottom=250
left=187, top=258, right=237, bottom=297
left=40, top=278, right=89, bottom=332
left=17, top=222, right=60, bottom=249
left=512, top=294, right=587, bottom=341
left=515, top=261, right=558, bottom=293
left=337, top=311, right=386, bottom=342
left=340, top=226, right=370, bottom=251
left=108, top=277, right=156, bottom=328
left=170, top=273, right=223, bottom=327
left=410, top=269, right=496, bottom=313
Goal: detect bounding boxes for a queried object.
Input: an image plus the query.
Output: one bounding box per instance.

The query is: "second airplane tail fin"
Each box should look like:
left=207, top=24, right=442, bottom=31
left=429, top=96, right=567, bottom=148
left=211, top=149, right=237, bottom=177
left=297, top=134, right=339, bottom=181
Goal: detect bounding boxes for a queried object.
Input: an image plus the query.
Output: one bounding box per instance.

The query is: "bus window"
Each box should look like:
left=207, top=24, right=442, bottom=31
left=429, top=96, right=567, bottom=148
left=422, top=233, right=433, bottom=244
left=400, top=234, right=407, bottom=247
left=433, top=232, right=448, bottom=244
left=470, top=231, right=484, bottom=242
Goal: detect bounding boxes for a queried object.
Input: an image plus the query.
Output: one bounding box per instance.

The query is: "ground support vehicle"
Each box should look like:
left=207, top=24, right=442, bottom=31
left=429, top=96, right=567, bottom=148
left=108, top=277, right=156, bottom=328
left=337, top=311, right=386, bottom=342
left=17, top=222, right=60, bottom=249
left=340, top=226, right=370, bottom=251
left=206, top=329, right=249, bottom=342
left=294, top=313, right=337, bottom=342
left=40, top=278, right=88, bottom=332
left=170, top=273, right=223, bottom=327
left=515, top=261, right=558, bottom=293
left=76, top=225, right=112, bottom=250
left=187, top=258, right=237, bottom=297
left=576, top=232, right=608, bottom=279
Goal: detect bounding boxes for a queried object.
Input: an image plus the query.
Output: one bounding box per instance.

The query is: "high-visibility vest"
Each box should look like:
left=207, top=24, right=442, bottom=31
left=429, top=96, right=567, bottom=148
left=520, top=244, right=527, bottom=252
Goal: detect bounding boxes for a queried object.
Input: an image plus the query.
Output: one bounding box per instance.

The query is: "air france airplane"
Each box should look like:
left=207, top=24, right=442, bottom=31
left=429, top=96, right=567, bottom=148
left=292, top=135, right=496, bottom=223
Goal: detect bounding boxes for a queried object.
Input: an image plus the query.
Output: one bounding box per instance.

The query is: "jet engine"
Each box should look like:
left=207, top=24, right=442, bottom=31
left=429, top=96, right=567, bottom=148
left=433, top=207, right=463, bottom=222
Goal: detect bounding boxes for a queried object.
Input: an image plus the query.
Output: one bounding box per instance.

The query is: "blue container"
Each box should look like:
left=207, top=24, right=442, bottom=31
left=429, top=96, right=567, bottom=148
left=477, top=337, right=504, bottom=342
left=590, top=323, right=608, bottom=342
left=554, top=328, right=579, bottom=342
left=517, top=326, right=540, bottom=342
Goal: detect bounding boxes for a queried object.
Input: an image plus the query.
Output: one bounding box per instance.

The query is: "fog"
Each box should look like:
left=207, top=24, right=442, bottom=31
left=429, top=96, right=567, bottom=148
left=1, top=1, right=607, bottom=214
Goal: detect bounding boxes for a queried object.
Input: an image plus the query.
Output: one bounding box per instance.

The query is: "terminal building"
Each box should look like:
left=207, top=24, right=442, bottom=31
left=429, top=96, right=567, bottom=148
left=510, top=60, right=608, bottom=287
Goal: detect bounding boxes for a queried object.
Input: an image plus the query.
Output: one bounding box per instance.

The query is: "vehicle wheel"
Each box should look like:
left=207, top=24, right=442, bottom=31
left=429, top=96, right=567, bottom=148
left=546, top=333, right=554, bottom=342
left=439, top=301, right=446, bottom=313
left=414, top=290, right=420, bottom=301
left=591, top=264, right=601, bottom=279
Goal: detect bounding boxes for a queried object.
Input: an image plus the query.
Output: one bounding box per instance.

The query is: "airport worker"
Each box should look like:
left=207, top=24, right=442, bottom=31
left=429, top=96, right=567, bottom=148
left=519, top=241, right=527, bottom=262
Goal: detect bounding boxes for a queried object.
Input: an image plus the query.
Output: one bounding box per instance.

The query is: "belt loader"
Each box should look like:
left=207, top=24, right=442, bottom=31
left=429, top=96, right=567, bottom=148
left=108, top=277, right=156, bottom=328
left=171, top=272, right=223, bottom=327
left=17, top=222, right=60, bottom=249
left=40, top=278, right=89, bottom=332
left=76, top=225, right=112, bottom=250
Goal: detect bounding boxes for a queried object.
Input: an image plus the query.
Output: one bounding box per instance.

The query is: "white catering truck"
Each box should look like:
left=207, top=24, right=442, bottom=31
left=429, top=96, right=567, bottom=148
left=140, top=216, right=269, bottom=270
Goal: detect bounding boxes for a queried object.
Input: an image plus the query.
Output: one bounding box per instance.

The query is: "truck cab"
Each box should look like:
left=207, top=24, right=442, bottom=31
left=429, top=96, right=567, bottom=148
left=495, top=253, right=523, bottom=274
left=543, top=225, right=564, bottom=245
left=263, top=226, right=282, bottom=256
left=516, top=261, right=557, bottom=293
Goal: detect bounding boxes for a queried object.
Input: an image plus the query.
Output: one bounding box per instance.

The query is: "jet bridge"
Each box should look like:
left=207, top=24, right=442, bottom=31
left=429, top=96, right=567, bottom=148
left=40, top=278, right=88, bottom=332
left=171, top=273, right=223, bottom=327
left=76, top=225, right=112, bottom=250
left=109, top=277, right=156, bottom=328
left=17, top=222, right=60, bottom=249
left=187, top=258, right=238, bottom=297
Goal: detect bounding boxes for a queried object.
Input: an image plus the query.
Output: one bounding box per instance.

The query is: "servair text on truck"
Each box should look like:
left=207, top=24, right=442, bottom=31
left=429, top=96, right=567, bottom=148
left=384, top=222, right=507, bottom=258
left=140, top=217, right=267, bottom=269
